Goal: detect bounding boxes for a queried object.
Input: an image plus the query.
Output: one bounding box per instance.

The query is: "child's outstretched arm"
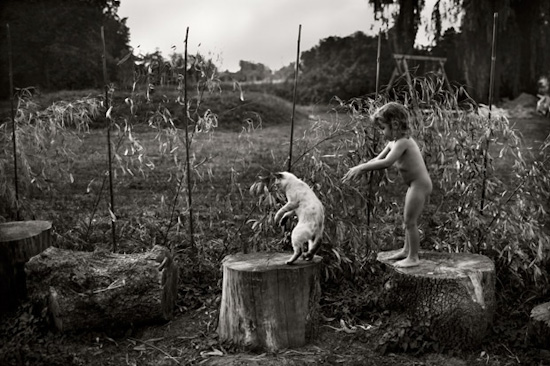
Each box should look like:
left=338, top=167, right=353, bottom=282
left=342, top=141, right=406, bottom=183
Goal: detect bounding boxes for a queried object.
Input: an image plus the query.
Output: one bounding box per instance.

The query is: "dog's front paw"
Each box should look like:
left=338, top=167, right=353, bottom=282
left=285, top=260, right=294, bottom=265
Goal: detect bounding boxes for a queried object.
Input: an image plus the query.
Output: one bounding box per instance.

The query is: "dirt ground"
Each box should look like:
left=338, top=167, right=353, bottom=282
left=2, top=299, right=548, bottom=366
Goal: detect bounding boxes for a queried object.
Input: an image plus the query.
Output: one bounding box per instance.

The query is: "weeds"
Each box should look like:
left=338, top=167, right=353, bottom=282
left=2, top=68, right=549, bottom=359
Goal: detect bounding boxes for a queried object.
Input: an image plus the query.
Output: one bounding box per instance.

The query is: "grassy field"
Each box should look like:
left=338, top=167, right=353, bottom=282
left=1, top=88, right=550, bottom=365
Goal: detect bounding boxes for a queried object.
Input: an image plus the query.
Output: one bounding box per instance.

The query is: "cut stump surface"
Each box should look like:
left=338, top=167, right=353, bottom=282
left=0, top=220, right=52, bottom=313
left=218, top=252, right=322, bottom=352
left=377, top=250, right=495, bottom=349
left=527, top=302, right=550, bottom=349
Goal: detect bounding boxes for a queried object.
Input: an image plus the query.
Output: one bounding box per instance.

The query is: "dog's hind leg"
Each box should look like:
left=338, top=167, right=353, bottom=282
left=286, top=225, right=310, bottom=265
left=286, top=247, right=302, bottom=265
left=303, top=235, right=321, bottom=261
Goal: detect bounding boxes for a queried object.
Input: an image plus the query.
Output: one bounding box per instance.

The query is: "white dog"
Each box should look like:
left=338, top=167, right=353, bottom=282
left=274, top=172, right=324, bottom=265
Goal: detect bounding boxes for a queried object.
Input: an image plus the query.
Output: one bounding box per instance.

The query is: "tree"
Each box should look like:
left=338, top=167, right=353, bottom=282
left=236, top=61, right=272, bottom=82
left=0, top=0, right=131, bottom=97
left=375, top=0, right=550, bottom=101
left=370, top=0, right=423, bottom=54
left=298, top=32, right=394, bottom=103
left=454, top=0, right=550, bottom=100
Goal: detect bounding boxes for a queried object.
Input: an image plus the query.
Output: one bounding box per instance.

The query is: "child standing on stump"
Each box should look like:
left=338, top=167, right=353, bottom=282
left=342, top=102, right=432, bottom=268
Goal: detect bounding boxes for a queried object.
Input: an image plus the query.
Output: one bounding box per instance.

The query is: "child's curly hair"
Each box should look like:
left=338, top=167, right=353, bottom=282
left=372, top=102, right=410, bottom=139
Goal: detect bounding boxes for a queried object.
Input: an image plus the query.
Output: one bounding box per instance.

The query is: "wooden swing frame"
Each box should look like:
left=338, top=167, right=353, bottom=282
left=386, top=53, right=451, bottom=93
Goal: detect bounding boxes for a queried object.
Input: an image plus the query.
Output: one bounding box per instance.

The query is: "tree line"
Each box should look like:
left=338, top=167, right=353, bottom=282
left=1, top=0, right=549, bottom=104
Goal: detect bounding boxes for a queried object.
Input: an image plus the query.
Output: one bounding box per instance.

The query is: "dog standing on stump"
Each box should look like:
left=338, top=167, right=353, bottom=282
left=274, top=172, right=324, bottom=265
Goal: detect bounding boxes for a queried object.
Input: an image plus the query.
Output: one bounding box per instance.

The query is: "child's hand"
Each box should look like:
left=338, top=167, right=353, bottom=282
left=342, top=166, right=362, bottom=183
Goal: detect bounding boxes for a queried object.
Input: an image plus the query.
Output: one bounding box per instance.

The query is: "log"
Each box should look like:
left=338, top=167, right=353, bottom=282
left=0, top=220, right=52, bottom=313
left=527, top=302, right=550, bottom=348
left=377, top=250, right=496, bottom=349
left=26, top=245, right=178, bottom=332
left=217, top=252, right=322, bottom=352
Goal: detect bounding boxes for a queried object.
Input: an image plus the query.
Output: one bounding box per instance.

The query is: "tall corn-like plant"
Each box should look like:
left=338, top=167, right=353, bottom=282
left=399, top=76, right=549, bottom=292
left=0, top=95, right=101, bottom=219
left=250, top=75, right=550, bottom=293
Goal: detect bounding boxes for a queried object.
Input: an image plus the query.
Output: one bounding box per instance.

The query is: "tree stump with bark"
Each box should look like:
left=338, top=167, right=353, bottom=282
left=527, top=302, right=550, bottom=349
left=377, top=250, right=495, bottom=349
left=0, top=220, right=52, bottom=313
left=217, top=252, right=322, bottom=352
left=26, top=245, right=178, bottom=332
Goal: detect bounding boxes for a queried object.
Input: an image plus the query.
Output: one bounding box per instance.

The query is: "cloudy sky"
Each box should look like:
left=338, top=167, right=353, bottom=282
left=118, top=0, right=438, bottom=72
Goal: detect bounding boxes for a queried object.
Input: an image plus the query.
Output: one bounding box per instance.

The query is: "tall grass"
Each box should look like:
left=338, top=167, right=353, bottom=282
left=249, top=75, right=550, bottom=303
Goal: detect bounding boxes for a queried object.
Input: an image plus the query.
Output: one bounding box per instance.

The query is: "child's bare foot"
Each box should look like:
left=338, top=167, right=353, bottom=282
left=385, top=249, right=408, bottom=260
left=394, top=257, right=420, bottom=268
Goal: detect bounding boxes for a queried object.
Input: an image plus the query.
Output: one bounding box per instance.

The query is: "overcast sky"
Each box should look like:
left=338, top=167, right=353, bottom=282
left=118, top=0, right=438, bottom=72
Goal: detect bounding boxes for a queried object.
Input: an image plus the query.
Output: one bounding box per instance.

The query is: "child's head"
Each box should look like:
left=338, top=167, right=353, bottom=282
left=372, top=102, right=410, bottom=140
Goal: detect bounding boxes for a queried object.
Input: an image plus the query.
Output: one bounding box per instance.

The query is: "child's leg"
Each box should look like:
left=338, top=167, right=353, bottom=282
left=385, top=226, right=409, bottom=260
left=385, top=187, right=412, bottom=261
left=394, top=183, right=428, bottom=267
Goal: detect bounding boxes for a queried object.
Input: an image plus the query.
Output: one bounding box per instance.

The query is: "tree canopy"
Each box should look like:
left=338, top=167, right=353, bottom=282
left=374, top=0, right=550, bottom=101
left=0, top=0, right=131, bottom=97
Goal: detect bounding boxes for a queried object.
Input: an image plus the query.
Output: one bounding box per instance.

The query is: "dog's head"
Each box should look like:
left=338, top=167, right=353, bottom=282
left=273, top=171, right=298, bottom=192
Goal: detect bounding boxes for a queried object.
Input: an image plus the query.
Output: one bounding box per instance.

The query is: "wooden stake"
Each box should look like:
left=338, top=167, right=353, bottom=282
left=183, top=27, right=195, bottom=254
left=288, top=24, right=301, bottom=173
left=375, top=29, right=382, bottom=98
left=101, top=26, right=117, bottom=251
left=481, top=12, right=498, bottom=214
left=6, top=24, right=20, bottom=220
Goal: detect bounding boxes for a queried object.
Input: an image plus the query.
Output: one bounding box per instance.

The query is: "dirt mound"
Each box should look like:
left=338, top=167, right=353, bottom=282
left=500, top=93, right=539, bottom=119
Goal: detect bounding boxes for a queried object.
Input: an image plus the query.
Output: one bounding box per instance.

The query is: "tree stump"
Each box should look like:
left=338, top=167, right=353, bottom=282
left=217, top=252, right=322, bottom=352
left=377, top=250, right=496, bottom=349
left=0, top=220, right=52, bottom=313
left=527, top=302, right=550, bottom=349
left=26, top=245, right=178, bottom=332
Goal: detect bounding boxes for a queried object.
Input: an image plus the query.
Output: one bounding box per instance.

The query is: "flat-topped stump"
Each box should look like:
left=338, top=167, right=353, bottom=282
left=217, top=252, right=322, bottom=352
left=377, top=250, right=496, bottom=349
left=527, top=302, right=550, bottom=349
left=0, top=220, right=52, bottom=313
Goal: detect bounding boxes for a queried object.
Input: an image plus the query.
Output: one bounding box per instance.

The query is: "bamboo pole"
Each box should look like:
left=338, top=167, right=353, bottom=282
left=101, top=26, right=117, bottom=251
left=183, top=27, right=195, bottom=254
left=481, top=12, right=498, bottom=214
left=375, top=29, right=382, bottom=98
left=6, top=24, right=20, bottom=220
left=367, top=30, right=383, bottom=227
left=287, top=24, right=301, bottom=172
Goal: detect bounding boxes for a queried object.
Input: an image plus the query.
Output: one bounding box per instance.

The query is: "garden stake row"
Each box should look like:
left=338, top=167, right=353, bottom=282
left=287, top=24, right=301, bottom=172
left=6, top=23, right=20, bottom=220
left=101, top=25, right=117, bottom=251
left=480, top=12, right=499, bottom=215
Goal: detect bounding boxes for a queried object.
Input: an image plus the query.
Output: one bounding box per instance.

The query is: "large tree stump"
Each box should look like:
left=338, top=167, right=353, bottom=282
left=527, top=302, right=550, bottom=349
left=377, top=250, right=495, bottom=349
left=217, top=252, right=322, bottom=352
left=0, top=220, right=52, bottom=313
left=26, top=245, right=178, bottom=332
